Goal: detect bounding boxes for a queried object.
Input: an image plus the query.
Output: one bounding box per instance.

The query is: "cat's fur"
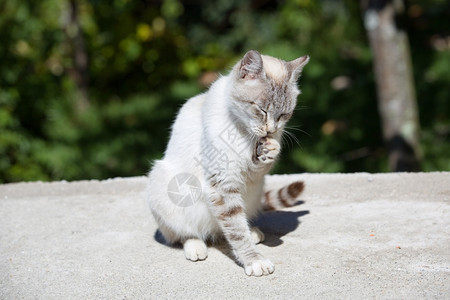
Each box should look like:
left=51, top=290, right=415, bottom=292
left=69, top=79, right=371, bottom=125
left=147, top=50, right=309, bottom=276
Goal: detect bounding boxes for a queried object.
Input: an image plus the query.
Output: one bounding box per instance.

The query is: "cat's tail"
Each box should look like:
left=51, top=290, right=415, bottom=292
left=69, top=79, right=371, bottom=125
left=263, top=181, right=305, bottom=211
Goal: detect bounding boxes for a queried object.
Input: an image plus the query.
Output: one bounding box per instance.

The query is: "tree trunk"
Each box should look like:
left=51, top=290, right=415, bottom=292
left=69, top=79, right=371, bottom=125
left=361, top=0, right=422, bottom=171
left=62, top=0, right=90, bottom=112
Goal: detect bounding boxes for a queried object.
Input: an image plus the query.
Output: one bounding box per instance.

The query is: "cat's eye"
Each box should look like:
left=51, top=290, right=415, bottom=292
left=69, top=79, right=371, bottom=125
left=278, top=113, right=291, bottom=121
left=250, top=102, right=267, bottom=115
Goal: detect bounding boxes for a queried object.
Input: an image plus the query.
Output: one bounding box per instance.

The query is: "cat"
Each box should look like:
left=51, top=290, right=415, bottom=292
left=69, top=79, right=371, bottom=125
left=147, top=50, right=309, bottom=276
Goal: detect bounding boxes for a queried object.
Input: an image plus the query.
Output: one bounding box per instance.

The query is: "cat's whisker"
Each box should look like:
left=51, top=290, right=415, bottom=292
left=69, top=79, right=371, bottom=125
left=294, top=105, right=308, bottom=111
left=280, top=129, right=294, bottom=150
left=284, top=126, right=311, bottom=138
left=283, top=133, right=294, bottom=150
left=281, top=133, right=293, bottom=150
left=283, top=129, right=302, bottom=149
left=244, top=131, right=257, bottom=145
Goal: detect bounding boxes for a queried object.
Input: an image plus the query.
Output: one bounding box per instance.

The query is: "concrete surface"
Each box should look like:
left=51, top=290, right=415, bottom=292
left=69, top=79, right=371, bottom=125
left=0, top=172, right=449, bottom=299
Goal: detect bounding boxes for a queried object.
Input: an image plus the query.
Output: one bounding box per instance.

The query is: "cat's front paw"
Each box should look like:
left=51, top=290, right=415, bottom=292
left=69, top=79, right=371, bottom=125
left=256, top=137, right=280, bottom=164
left=244, top=258, right=275, bottom=276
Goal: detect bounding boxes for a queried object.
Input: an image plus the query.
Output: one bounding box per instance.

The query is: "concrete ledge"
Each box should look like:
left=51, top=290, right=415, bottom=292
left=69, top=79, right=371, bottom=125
left=1, top=173, right=449, bottom=298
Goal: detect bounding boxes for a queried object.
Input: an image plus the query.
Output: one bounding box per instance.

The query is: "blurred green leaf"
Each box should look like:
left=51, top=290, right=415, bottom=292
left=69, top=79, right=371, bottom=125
left=0, top=0, right=449, bottom=182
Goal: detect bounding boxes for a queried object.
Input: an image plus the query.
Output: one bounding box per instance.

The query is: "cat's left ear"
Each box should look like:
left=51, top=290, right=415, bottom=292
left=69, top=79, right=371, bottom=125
left=239, top=50, right=264, bottom=80
left=288, top=55, right=310, bottom=81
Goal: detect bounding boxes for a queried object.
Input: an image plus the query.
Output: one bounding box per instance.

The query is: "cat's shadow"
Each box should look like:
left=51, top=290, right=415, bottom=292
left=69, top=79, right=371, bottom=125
left=252, top=201, right=309, bottom=247
left=154, top=201, right=309, bottom=255
left=210, top=201, right=309, bottom=262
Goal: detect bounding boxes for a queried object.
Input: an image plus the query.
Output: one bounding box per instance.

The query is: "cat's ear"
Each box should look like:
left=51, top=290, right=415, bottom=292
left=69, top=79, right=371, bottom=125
left=239, top=50, right=264, bottom=80
left=288, top=55, right=310, bottom=81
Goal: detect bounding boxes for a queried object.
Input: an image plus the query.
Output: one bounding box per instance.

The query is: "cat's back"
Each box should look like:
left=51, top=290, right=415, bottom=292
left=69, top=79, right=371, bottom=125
left=176, top=93, right=205, bottom=124
left=163, top=93, right=206, bottom=160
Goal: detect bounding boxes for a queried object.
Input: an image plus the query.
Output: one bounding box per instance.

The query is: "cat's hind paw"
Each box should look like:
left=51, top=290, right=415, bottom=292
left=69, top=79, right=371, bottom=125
left=183, top=238, right=208, bottom=261
left=244, top=258, right=275, bottom=276
left=250, top=227, right=265, bottom=244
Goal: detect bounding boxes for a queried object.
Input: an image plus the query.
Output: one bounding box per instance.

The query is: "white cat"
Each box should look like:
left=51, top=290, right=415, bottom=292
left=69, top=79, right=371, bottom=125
left=147, top=50, right=309, bottom=276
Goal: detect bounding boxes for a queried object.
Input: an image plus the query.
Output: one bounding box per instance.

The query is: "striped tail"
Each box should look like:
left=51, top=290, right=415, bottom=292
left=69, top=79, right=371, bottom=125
left=263, top=181, right=305, bottom=211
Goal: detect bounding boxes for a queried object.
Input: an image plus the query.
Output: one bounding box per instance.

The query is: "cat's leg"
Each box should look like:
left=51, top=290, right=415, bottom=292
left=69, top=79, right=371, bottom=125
left=157, top=222, right=179, bottom=245
left=158, top=213, right=209, bottom=261
left=208, top=188, right=274, bottom=276
left=149, top=160, right=210, bottom=258
left=250, top=227, right=265, bottom=244
left=183, top=238, right=208, bottom=261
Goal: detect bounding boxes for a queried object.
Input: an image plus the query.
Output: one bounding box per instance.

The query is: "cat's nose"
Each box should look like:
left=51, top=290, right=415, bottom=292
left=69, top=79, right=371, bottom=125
left=265, top=128, right=277, bottom=136
left=266, top=122, right=276, bottom=135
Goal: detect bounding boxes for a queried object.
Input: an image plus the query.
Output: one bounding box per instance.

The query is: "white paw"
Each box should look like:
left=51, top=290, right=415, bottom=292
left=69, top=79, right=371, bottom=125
left=256, top=137, right=280, bottom=164
left=183, top=239, right=208, bottom=261
left=250, top=227, right=265, bottom=244
left=244, top=259, right=275, bottom=276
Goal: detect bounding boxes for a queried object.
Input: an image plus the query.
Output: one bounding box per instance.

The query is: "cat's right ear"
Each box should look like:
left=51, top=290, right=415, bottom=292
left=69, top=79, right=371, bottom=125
left=288, top=55, right=310, bottom=82
left=239, top=50, right=264, bottom=80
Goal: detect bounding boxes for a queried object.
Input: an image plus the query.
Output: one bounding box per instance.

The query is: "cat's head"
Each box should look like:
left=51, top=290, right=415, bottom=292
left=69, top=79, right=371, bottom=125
left=229, top=50, right=309, bottom=138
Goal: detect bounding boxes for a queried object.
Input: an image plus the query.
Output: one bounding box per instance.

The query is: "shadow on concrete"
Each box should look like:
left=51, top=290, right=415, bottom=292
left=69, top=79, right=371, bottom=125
left=154, top=230, right=174, bottom=246
left=252, top=200, right=309, bottom=247
left=153, top=200, right=309, bottom=265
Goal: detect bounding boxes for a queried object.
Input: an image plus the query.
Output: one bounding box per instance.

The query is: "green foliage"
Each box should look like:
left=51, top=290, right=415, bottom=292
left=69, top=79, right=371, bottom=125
left=0, top=0, right=449, bottom=182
